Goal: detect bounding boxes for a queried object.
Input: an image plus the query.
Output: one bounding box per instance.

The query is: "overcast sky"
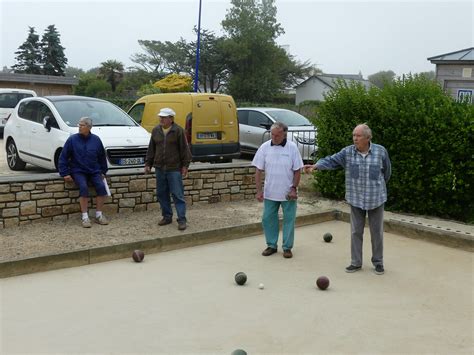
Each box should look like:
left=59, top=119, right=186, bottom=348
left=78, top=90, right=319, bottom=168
left=1, top=0, right=472, bottom=78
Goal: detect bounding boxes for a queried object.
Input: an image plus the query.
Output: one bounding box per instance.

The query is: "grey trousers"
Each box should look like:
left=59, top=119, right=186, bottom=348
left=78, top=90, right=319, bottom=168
left=350, top=204, right=384, bottom=267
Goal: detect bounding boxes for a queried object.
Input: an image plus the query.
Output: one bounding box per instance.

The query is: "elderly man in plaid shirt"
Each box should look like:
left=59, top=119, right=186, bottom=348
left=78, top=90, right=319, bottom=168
left=304, top=124, right=391, bottom=275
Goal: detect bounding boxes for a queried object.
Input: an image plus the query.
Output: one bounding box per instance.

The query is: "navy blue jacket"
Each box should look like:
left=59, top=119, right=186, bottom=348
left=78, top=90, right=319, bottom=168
left=58, top=133, right=108, bottom=176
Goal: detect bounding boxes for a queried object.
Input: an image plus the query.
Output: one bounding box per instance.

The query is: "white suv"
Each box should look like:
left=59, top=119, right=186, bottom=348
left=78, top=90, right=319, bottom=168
left=4, top=95, right=151, bottom=171
left=0, top=88, right=37, bottom=136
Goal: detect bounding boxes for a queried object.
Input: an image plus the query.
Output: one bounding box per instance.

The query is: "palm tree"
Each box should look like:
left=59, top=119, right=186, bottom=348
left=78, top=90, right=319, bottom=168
left=98, top=60, right=124, bottom=92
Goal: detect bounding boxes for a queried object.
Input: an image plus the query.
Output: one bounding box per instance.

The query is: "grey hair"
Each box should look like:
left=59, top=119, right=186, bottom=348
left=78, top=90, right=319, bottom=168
left=270, top=121, right=288, bottom=133
left=356, top=123, right=372, bottom=139
left=79, top=117, right=93, bottom=128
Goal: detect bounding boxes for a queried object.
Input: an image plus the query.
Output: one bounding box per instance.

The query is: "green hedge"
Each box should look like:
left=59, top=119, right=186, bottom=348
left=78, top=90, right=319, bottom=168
left=313, top=75, right=474, bottom=223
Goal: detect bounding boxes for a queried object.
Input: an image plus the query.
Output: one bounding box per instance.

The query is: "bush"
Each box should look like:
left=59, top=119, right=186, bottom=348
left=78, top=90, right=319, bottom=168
left=313, top=75, right=474, bottom=222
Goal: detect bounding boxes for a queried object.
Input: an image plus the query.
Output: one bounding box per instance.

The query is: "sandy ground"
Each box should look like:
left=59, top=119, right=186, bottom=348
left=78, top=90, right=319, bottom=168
left=1, top=221, right=472, bottom=354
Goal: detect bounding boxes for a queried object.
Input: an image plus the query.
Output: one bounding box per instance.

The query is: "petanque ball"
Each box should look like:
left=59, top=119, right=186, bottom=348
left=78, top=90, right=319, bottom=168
left=323, top=232, right=333, bottom=243
left=235, top=272, right=247, bottom=286
left=231, top=350, right=247, bottom=355
left=316, top=276, right=330, bottom=290
left=132, top=250, right=145, bottom=262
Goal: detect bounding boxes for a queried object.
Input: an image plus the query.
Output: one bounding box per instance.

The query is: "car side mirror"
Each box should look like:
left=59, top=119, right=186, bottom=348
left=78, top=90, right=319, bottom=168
left=260, top=123, right=272, bottom=130
left=43, top=116, right=52, bottom=132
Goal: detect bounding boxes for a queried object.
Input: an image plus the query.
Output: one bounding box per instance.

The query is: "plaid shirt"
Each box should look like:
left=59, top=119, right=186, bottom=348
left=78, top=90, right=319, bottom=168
left=315, top=143, right=391, bottom=210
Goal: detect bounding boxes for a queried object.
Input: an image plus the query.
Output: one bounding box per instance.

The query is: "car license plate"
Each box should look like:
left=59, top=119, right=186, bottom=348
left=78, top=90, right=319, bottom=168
left=197, top=132, right=217, bottom=139
left=119, top=157, right=144, bottom=165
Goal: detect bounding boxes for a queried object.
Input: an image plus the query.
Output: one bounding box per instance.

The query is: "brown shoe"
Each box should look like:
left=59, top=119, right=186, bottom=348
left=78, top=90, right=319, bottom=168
left=178, top=221, right=187, bottom=230
left=158, top=218, right=172, bottom=226
left=261, top=247, right=277, bottom=256
left=283, top=249, right=293, bottom=258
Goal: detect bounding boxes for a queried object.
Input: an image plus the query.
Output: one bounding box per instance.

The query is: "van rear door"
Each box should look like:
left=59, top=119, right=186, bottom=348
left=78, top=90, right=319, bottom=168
left=192, top=96, right=222, bottom=145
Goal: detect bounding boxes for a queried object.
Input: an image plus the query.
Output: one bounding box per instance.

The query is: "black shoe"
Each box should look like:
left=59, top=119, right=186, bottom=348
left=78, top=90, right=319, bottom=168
left=374, top=265, right=384, bottom=275
left=345, top=265, right=362, bottom=273
left=261, top=247, right=277, bottom=256
left=158, top=218, right=172, bottom=226
left=178, top=221, right=187, bottom=230
left=283, top=249, right=293, bottom=258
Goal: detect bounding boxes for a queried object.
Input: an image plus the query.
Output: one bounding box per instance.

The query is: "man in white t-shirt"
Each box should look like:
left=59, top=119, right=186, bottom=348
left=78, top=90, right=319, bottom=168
left=252, top=121, right=304, bottom=258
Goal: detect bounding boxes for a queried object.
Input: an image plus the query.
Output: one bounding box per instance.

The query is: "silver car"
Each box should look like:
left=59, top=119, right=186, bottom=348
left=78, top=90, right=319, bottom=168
left=238, top=107, right=317, bottom=162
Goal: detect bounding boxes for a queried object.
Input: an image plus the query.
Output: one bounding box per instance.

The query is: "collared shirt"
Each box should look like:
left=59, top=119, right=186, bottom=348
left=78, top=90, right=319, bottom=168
left=315, top=143, right=391, bottom=210
left=252, top=140, right=304, bottom=201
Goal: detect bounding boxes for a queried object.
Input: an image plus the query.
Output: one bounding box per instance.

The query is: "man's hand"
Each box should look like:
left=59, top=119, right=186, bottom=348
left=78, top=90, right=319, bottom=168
left=287, top=187, right=298, bottom=200
left=181, top=167, right=188, bottom=178
left=144, top=165, right=151, bottom=174
left=63, top=175, right=73, bottom=183
left=256, top=190, right=264, bottom=202
left=303, top=164, right=316, bottom=174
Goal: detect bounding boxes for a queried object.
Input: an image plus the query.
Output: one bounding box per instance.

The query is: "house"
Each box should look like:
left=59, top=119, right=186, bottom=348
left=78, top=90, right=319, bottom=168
left=0, top=72, right=78, bottom=96
left=427, top=47, right=474, bottom=103
left=295, top=73, right=371, bottom=105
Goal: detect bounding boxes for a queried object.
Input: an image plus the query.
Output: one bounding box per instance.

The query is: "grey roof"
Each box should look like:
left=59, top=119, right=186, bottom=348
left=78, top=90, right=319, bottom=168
left=427, top=47, right=474, bottom=63
left=0, top=72, right=78, bottom=85
left=296, top=74, right=371, bottom=89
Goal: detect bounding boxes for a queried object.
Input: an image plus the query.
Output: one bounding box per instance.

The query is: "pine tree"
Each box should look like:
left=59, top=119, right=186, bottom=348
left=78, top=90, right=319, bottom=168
left=41, top=25, right=68, bottom=76
left=12, top=27, right=42, bottom=74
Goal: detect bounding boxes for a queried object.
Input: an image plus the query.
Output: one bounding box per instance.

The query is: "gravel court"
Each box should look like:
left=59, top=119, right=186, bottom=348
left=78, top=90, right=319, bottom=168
left=1, top=221, right=472, bottom=354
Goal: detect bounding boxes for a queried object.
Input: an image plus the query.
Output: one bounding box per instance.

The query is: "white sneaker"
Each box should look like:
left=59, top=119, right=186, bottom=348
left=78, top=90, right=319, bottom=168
left=82, top=218, right=92, bottom=228
left=95, top=214, right=109, bottom=225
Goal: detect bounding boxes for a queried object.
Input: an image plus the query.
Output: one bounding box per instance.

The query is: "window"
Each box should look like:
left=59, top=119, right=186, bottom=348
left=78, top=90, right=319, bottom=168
left=237, top=110, right=249, bottom=125
left=457, top=89, right=473, bottom=104
left=248, top=111, right=271, bottom=128
left=0, top=93, right=34, bottom=109
left=128, top=103, right=145, bottom=124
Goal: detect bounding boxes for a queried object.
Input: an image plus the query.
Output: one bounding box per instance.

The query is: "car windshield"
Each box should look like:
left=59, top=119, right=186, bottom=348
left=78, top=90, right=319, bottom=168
left=0, top=93, right=34, bottom=108
left=52, top=99, right=138, bottom=127
left=264, top=109, right=312, bottom=126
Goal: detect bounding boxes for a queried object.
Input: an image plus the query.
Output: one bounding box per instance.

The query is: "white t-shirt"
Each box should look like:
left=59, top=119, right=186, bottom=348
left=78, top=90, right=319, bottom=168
left=252, top=140, right=304, bottom=201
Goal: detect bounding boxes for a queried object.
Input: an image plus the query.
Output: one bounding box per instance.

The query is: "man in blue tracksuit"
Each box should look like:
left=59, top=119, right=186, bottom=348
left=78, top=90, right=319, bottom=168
left=59, top=116, right=109, bottom=228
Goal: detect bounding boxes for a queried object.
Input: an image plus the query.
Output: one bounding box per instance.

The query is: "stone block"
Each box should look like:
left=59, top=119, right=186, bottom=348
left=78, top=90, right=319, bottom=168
left=45, top=184, right=64, bottom=192
left=213, top=182, right=228, bottom=189
left=119, top=198, right=136, bottom=208
left=224, top=173, right=234, bottom=181
left=42, top=206, right=62, bottom=217
left=11, top=187, right=21, bottom=192
left=129, top=179, right=147, bottom=192
left=63, top=204, right=81, bottom=214
left=209, top=195, right=220, bottom=204
left=230, top=186, right=241, bottom=194
left=221, top=194, right=231, bottom=202
left=0, top=193, right=15, bottom=203
left=56, top=198, right=71, bottom=205
left=53, top=192, right=68, bottom=198
left=102, top=204, right=118, bottom=215
left=20, top=201, right=36, bottom=216
left=0, top=185, right=11, bottom=193
left=242, top=175, right=254, bottom=185
left=141, top=192, right=154, bottom=203
left=134, top=204, right=147, bottom=212
left=37, top=199, right=56, bottom=207
left=22, top=182, right=36, bottom=191
left=3, top=207, right=19, bottom=217
left=31, top=192, right=53, bottom=200
left=231, top=194, right=244, bottom=201
left=215, top=173, right=225, bottom=182
left=147, top=202, right=160, bottom=211
left=6, top=202, right=19, bottom=207
left=200, top=189, right=212, bottom=197
left=193, top=179, right=203, bottom=189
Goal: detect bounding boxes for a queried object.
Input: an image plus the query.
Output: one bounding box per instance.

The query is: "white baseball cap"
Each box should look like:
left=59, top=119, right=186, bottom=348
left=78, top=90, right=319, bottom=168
left=158, top=108, right=176, bottom=117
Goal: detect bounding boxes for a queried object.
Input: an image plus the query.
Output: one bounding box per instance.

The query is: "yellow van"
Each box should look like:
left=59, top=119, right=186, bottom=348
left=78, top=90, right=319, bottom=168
left=128, top=93, right=240, bottom=163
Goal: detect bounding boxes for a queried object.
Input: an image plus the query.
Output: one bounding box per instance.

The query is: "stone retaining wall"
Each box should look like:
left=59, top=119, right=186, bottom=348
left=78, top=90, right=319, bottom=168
left=0, top=166, right=256, bottom=228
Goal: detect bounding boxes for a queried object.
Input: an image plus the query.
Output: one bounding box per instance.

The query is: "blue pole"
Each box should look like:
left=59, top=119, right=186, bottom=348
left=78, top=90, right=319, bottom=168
left=194, top=0, right=202, bottom=92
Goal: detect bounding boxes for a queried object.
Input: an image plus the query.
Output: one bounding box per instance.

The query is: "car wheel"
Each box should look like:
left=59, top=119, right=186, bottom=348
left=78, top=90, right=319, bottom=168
left=6, top=139, right=26, bottom=171
left=54, top=148, right=62, bottom=172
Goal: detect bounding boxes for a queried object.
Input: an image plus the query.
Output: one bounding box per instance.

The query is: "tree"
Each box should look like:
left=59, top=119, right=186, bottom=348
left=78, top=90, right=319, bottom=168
left=189, top=29, right=229, bottom=93
left=154, top=73, right=192, bottom=93
left=368, top=70, right=396, bottom=89
left=41, top=25, right=68, bottom=76
left=12, top=26, right=42, bottom=74
left=417, top=70, right=436, bottom=81
left=64, top=66, right=84, bottom=78
left=221, top=0, right=309, bottom=101
left=98, top=60, right=124, bottom=92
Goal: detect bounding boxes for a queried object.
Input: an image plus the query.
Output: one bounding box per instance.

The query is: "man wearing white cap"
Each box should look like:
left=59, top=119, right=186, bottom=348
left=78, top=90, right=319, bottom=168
left=144, top=108, right=192, bottom=230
